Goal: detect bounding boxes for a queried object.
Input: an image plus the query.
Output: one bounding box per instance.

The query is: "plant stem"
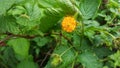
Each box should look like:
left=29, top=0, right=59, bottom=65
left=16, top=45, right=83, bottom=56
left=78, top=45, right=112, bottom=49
left=80, top=19, right=84, bottom=47
left=108, top=13, right=117, bottom=24
left=103, top=31, right=116, bottom=39
left=72, top=52, right=78, bottom=68
left=60, top=46, right=73, bottom=57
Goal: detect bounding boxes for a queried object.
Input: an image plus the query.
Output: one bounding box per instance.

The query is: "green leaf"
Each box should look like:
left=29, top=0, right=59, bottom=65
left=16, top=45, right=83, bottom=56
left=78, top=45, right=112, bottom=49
left=39, top=8, right=61, bottom=32
left=1, top=47, right=18, bottom=68
left=24, top=2, right=41, bottom=21
left=80, top=0, right=101, bottom=19
left=73, top=36, right=92, bottom=52
left=33, top=37, right=50, bottom=47
left=84, top=20, right=100, bottom=26
left=7, top=38, right=30, bottom=59
left=0, top=0, right=15, bottom=15
left=73, top=33, right=81, bottom=47
left=17, top=60, right=38, bottom=68
left=56, top=0, right=77, bottom=15
left=15, top=3, right=41, bottom=27
left=45, top=45, right=75, bottom=68
left=92, top=35, right=104, bottom=46
left=107, top=0, right=119, bottom=8
left=93, top=47, right=114, bottom=59
left=0, top=15, right=19, bottom=34
left=110, top=50, right=120, bottom=67
left=79, top=38, right=92, bottom=51
left=38, top=0, right=77, bottom=15
left=38, top=0, right=59, bottom=8
left=8, top=6, right=27, bottom=16
left=77, top=51, right=103, bottom=68
left=100, top=32, right=113, bottom=46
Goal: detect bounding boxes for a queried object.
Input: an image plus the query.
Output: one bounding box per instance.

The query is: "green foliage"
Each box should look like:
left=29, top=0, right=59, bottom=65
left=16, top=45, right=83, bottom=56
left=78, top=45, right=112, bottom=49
left=17, top=60, right=38, bottom=68
left=0, top=0, right=15, bottom=15
left=0, top=15, right=19, bottom=34
left=33, top=37, right=50, bottom=47
left=45, top=45, right=76, bottom=68
left=0, top=47, right=18, bottom=68
left=110, top=50, right=120, bottom=67
left=0, top=0, right=120, bottom=68
left=77, top=51, right=103, bottom=68
left=7, top=38, right=30, bottom=60
left=79, top=0, right=101, bottom=19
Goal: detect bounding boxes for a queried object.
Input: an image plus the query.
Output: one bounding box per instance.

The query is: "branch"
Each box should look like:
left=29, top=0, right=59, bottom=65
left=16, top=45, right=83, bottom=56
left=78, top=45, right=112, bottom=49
left=0, top=35, right=13, bottom=46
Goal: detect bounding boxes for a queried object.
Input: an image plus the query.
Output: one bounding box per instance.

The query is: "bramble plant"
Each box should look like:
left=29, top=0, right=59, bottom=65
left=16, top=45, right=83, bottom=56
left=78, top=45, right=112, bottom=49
left=0, top=0, right=120, bottom=68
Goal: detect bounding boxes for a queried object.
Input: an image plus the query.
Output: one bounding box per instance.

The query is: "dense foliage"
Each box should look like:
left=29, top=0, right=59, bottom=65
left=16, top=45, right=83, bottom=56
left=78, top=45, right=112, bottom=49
left=0, top=0, right=120, bottom=68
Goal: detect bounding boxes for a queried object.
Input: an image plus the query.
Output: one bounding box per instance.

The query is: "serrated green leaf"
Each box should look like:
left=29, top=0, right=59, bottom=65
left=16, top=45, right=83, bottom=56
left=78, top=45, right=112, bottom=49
left=38, top=0, right=77, bottom=14
left=72, top=36, right=91, bottom=52
left=0, top=0, right=15, bottom=15
left=73, top=33, right=81, bottom=47
left=79, top=38, right=92, bottom=51
left=110, top=50, right=120, bottom=67
left=93, top=47, right=114, bottom=59
left=0, top=15, right=19, bottom=34
left=7, top=38, right=30, bottom=59
left=57, top=0, right=77, bottom=15
left=24, top=2, right=41, bottom=20
left=15, top=3, right=41, bottom=27
left=39, top=8, right=61, bottom=32
left=8, top=6, right=27, bottom=16
left=77, top=51, right=103, bottom=68
left=92, top=35, right=104, bottom=46
left=1, top=47, right=18, bottom=68
left=38, top=0, right=59, bottom=8
left=80, top=0, right=101, bottom=19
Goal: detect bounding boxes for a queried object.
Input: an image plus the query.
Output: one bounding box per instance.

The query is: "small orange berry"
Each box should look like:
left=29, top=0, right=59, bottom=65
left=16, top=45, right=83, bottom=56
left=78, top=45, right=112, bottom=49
left=61, top=16, right=77, bottom=32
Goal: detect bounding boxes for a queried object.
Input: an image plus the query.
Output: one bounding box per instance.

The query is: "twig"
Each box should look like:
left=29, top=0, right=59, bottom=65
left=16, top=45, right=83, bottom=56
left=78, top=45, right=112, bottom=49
left=0, top=32, right=51, bottom=39
left=40, top=49, right=52, bottom=67
left=0, top=35, right=13, bottom=46
left=0, top=35, right=12, bottom=43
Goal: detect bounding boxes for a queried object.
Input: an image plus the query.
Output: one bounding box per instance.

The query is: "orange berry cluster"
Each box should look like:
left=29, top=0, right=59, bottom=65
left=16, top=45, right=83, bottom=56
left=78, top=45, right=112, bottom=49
left=61, top=16, right=77, bottom=32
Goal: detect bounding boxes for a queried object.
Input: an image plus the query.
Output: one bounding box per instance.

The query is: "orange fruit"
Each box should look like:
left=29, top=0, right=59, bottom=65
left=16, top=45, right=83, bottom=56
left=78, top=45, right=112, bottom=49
left=61, top=16, right=77, bottom=32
